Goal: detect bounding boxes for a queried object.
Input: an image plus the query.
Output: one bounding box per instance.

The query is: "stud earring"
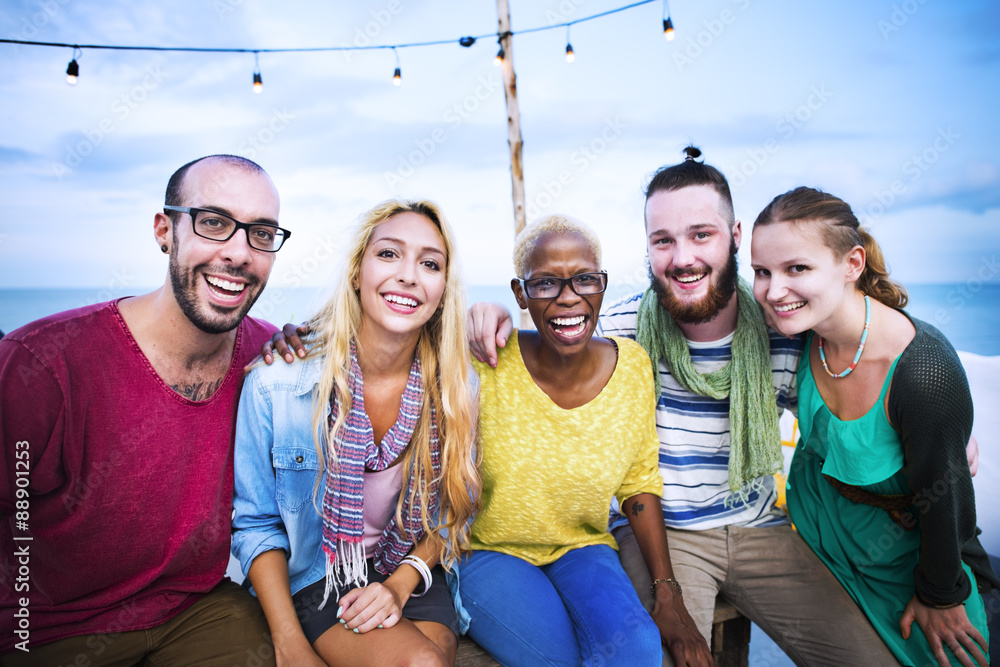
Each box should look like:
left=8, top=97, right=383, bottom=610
left=161, top=245, right=169, bottom=253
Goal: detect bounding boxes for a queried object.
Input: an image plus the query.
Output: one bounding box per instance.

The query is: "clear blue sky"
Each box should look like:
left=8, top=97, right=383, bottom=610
left=1, top=0, right=998, bottom=291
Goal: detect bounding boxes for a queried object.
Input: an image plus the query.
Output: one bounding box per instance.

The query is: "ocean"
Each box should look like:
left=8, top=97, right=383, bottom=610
left=2, top=283, right=999, bottom=356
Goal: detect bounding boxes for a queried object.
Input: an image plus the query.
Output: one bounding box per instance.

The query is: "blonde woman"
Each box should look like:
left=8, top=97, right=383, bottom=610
left=232, top=200, right=480, bottom=667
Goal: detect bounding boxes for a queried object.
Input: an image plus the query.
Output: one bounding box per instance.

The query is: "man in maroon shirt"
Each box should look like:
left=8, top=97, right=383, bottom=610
left=1, top=155, right=287, bottom=665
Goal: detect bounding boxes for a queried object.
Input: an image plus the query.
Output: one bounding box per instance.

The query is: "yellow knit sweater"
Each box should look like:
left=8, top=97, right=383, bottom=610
left=470, top=332, right=663, bottom=565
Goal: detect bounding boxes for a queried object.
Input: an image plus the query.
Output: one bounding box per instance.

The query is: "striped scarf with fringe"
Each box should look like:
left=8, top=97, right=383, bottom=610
left=318, top=340, right=439, bottom=610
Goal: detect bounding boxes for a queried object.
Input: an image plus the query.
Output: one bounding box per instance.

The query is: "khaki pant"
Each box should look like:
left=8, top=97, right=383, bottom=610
left=4, top=580, right=275, bottom=667
left=614, top=523, right=899, bottom=666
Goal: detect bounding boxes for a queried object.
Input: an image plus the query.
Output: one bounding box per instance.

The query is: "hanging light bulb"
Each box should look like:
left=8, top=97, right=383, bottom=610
left=65, top=47, right=81, bottom=85
left=252, top=52, right=262, bottom=93
left=565, top=43, right=575, bottom=63
left=66, top=59, right=79, bottom=85
left=494, top=46, right=505, bottom=66
left=392, top=48, right=401, bottom=86
left=663, top=17, right=675, bottom=41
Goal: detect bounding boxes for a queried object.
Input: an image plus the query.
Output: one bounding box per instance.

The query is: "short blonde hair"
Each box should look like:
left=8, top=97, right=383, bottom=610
left=512, top=214, right=602, bottom=278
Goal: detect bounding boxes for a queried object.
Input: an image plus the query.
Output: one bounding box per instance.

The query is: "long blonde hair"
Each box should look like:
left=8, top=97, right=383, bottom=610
left=305, top=199, right=480, bottom=568
left=753, top=186, right=908, bottom=308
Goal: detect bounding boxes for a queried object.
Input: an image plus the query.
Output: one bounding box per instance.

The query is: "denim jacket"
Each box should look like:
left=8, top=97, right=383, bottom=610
left=232, top=354, right=328, bottom=597
left=231, top=353, right=475, bottom=632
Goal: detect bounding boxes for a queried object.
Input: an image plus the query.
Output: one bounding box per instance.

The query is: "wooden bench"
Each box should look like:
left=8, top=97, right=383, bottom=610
left=455, top=596, right=751, bottom=666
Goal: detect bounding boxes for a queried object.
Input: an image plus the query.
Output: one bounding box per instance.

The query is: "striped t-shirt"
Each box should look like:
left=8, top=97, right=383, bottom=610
left=600, top=291, right=805, bottom=531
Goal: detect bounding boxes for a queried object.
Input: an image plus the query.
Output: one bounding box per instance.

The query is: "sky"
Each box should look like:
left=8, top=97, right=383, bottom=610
left=1, top=0, right=998, bottom=297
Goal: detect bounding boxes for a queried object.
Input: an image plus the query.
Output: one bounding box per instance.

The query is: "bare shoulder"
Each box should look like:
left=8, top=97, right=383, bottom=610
left=881, top=304, right=916, bottom=357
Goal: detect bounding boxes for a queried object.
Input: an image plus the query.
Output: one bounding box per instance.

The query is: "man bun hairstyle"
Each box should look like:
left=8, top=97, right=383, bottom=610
left=644, top=145, right=734, bottom=225
left=753, top=186, right=908, bottom=309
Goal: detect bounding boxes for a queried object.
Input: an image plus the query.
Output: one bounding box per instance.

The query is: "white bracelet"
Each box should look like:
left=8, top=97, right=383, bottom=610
left=401, top=555, right=432, bottom=597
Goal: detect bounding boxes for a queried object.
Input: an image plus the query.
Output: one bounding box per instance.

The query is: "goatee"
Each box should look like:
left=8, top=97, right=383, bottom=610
left=169, top=253, right=261, bottom=334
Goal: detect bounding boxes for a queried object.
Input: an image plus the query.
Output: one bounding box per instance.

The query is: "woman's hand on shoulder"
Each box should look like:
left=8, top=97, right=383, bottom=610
left=900, top=596, right=988, bottom=667
left=467, top=302, right=513, bottom=367
left=966, top=435, right=979, bottom=477
left=337, top=582, right=405, bottom=634
left=257, top=322, right=311, bottom=369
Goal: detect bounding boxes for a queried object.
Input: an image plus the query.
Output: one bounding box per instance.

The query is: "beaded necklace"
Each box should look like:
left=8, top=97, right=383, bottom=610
left=818, top=295, right=870, bottom=379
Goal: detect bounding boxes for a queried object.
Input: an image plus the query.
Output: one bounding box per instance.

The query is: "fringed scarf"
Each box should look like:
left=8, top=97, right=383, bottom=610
left=636, top=277, right=782, bottom=505
left=318, top=340, right=440, bottom=610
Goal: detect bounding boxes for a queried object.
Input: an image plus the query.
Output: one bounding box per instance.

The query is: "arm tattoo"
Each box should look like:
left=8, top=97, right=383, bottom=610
left=170, top=377, right=224, bottom=401
left=631, top=502, right=645, bottom=517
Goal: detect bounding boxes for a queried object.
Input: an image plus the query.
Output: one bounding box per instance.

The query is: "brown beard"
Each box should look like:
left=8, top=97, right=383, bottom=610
left=648, top=237, right=739, bottom=325
left=169, top=229, right=263, bottom=334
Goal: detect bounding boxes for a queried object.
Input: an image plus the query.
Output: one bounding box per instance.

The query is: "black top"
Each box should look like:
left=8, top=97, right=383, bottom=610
left=886, top=315, right=999, bottom=604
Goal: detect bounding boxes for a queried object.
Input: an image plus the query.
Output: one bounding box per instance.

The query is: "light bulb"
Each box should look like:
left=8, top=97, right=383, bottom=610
left=663, top=17, right=675, bottom=41
left=66, top=58, right=79, bottom=85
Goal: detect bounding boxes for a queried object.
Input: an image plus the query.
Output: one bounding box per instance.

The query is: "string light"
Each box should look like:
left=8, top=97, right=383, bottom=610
left=662, top=17, right=675, bottom=40
left=565, top=26, right=574, bottom=63
left=4, top=0, right=662, bottom=85
left=252, top=52, right=262, bottom=93
left=392, top=47, right=401, bottom=85
left=65, top=47, right=80, bottom=85
left=662, top=0, right=675, bottom=40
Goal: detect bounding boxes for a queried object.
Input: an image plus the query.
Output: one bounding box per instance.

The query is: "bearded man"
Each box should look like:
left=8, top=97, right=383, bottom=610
left=0, top=155, right=288, bottom=665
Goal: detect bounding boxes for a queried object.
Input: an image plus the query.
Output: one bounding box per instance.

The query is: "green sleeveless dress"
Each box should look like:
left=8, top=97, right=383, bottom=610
left=787, top=333, right=989, bottom=666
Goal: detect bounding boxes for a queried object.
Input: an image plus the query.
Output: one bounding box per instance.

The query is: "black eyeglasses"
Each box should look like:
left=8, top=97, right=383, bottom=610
left=164, top=206, right=291, bottom=252
left=519, top=271, right=608, bottom=299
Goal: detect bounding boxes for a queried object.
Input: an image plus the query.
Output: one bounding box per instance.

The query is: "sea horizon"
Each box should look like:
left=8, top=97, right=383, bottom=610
left=3, top=283, right=999, bottom=357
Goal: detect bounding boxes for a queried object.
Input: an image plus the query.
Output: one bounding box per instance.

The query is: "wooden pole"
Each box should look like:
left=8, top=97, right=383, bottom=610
left=496, top=0, right=530, bottom=329
left=496, top=0, right=525, bottom=236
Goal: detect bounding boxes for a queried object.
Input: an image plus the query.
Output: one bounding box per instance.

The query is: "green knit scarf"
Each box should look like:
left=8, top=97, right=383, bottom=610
left=636, top=277, right=782, bottom=504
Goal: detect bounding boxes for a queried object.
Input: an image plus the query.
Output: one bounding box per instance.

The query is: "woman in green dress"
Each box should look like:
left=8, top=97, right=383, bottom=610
left=750, top=186, right=995, bottom=667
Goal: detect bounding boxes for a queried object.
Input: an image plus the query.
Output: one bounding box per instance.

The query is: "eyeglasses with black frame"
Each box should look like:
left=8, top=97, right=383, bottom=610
left=519, top=271, right=608, bottom=299
left=163, top=206, right=291, bottom=252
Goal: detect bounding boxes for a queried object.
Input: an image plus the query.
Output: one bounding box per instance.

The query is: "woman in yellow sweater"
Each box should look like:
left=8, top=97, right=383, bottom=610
left=457, top=215, right=710, bottom=666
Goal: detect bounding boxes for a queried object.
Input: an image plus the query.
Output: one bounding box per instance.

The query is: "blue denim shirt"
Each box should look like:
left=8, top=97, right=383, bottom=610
left=232, top=355, right=328, bottom=597
left=231, top=353, right=474, bottom=633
